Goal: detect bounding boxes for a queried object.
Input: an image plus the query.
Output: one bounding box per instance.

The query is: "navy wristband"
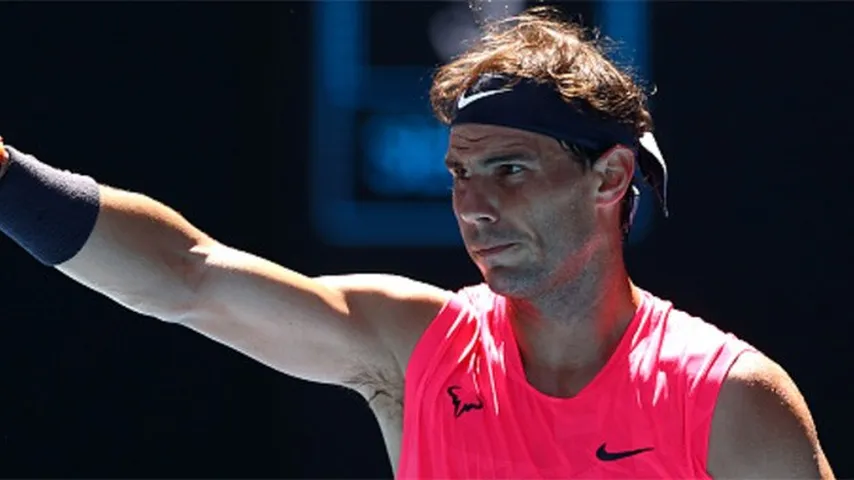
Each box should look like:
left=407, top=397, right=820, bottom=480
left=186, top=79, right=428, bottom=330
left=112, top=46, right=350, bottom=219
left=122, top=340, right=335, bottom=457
left=0, top=146, right=101, bottom=266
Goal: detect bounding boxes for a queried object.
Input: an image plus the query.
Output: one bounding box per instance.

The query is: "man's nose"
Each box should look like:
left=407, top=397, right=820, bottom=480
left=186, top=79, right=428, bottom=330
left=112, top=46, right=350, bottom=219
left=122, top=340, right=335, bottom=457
left=456, top=183, right=499, bottom=225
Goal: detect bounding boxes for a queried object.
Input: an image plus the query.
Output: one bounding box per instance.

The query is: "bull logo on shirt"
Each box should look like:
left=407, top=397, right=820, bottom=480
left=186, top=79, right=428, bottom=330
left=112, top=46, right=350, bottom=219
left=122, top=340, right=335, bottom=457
left=447, top=385, right=484, bottom=418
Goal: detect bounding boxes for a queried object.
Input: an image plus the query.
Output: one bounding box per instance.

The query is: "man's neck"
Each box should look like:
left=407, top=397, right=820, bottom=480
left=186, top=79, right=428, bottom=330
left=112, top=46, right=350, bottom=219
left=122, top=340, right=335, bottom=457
left=505, top=245, right=641, bottom=397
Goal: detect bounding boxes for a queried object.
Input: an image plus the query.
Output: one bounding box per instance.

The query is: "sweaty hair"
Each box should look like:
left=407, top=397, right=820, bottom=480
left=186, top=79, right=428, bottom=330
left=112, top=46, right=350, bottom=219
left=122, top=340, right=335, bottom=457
left=430, top=6, right=654, bottom=235
left=431, top=6, right=652, bottom=135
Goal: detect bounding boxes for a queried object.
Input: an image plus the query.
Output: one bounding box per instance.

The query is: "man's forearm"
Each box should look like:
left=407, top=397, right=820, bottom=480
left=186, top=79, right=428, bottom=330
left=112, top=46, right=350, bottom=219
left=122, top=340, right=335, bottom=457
left=59, top=185, right=218, bottom=319
left=0, top=143, right=215, bottom=321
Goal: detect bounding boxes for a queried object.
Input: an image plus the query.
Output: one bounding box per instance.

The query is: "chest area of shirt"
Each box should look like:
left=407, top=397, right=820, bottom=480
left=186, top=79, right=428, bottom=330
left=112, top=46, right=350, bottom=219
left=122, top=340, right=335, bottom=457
left=414, top=364, right=690, bottom=478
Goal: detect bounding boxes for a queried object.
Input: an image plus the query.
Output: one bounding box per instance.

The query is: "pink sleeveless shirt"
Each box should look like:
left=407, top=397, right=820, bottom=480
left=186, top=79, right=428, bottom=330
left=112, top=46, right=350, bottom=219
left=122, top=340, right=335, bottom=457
left=398, top=284, right=754, bottom=479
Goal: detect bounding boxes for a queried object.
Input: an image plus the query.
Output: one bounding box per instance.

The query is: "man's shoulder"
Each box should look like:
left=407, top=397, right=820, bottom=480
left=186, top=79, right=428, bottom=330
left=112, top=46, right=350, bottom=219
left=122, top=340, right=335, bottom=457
left=644, top=292, right=751, bottom=359
left=637, top=295, right=832, bottom=476
left=707, top=351, right=833, bottom=478
left=635, top=292, right=757, bottom=395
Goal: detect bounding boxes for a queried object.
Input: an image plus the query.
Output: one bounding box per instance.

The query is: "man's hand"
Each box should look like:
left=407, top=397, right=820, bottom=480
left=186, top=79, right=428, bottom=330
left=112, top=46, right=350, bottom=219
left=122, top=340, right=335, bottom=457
left=0, top=136, right=9, bottom=179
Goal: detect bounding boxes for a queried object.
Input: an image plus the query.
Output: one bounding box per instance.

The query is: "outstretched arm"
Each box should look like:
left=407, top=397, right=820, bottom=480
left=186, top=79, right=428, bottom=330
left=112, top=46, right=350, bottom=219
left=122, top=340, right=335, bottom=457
left=0, top=140, right=450, bottom=388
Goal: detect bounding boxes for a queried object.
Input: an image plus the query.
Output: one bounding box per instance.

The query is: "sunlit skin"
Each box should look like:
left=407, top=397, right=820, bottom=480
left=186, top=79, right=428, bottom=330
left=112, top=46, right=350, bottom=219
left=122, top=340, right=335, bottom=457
left=444, top=123, right=643, bottom=397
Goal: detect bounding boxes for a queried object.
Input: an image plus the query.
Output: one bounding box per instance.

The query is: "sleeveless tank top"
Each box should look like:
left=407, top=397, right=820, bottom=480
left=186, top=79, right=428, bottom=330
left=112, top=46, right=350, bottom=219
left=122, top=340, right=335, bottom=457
left=397, top=284, right=755, bottom=479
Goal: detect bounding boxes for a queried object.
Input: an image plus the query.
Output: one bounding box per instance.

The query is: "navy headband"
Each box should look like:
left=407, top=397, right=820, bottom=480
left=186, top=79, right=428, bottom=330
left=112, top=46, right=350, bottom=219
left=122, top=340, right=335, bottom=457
left=450, top=74, right=669, bottom=218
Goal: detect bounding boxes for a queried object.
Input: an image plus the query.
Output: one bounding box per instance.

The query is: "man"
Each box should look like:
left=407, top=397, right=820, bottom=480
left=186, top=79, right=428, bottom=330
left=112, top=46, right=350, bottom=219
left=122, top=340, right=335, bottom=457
left=0, top=7, right=833, bottom=479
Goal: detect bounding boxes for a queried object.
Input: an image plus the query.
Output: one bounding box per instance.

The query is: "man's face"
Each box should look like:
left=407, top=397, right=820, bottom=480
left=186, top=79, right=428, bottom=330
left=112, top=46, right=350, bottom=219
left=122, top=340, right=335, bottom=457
left=445, top=124, right=601, bottom=298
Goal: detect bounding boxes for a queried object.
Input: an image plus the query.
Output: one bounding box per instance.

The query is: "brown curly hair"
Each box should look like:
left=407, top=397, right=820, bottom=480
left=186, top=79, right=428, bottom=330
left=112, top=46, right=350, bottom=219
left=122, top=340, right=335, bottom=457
left=430, top=6, right=653, bottom=138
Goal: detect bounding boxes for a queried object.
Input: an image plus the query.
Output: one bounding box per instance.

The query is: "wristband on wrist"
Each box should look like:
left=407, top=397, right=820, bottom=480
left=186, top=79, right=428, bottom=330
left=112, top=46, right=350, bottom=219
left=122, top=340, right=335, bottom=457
left=0, top=145, right=101, bottom=265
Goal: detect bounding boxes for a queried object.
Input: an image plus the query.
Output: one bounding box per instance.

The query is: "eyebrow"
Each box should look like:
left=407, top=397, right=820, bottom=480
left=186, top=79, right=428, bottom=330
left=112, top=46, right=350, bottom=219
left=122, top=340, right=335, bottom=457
left=444, top=152, right=532, bottom=170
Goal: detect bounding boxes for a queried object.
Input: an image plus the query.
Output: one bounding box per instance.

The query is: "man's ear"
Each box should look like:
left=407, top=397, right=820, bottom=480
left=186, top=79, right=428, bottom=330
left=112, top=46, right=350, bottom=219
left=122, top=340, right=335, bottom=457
left=591, top=145, right=635, bottom=209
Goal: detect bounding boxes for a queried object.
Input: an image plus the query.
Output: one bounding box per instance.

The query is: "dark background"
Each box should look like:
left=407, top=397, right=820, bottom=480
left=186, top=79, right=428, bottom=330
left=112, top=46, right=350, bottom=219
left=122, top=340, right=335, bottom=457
left=0, top=1, right=851, bottom=478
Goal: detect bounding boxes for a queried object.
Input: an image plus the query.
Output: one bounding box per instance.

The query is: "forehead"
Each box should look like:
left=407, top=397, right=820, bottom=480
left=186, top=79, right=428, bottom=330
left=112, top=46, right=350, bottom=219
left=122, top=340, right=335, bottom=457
left=447, top=124, right=560, bottom=157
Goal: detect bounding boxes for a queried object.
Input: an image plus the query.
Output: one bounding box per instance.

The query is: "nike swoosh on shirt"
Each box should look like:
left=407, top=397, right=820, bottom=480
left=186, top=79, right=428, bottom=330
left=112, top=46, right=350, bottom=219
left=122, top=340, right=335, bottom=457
left=595, top=443, right=654, bottom=461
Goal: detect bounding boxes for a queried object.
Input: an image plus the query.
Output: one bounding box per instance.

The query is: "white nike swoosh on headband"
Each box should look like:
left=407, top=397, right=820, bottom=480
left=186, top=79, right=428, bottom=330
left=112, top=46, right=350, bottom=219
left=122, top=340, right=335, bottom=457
left=457, top=87, right=513, bottom=110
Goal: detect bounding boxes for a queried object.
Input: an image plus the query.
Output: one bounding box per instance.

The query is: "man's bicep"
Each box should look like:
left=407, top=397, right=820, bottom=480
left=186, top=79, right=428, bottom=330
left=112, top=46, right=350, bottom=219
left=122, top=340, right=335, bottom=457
left=181, top=245, right=448, bottom=386
left=707, top=351, right=834, bottom=479
left=179, top=245, right=446, bottom=388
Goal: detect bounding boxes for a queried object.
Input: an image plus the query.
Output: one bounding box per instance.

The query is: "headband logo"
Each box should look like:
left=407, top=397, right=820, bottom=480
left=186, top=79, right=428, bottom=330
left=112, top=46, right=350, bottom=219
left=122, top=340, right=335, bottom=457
left=457, top=86, right=512, bottom=110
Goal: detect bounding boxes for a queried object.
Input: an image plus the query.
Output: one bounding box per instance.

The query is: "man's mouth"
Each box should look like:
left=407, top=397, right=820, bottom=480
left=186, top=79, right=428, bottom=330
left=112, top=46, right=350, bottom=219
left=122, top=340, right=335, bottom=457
left=473, top=243, right=517, bottom=257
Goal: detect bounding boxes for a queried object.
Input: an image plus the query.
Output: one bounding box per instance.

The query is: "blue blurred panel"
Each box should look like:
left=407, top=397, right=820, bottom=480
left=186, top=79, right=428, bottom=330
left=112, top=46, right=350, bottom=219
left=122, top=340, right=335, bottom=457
left=596, top=0, right=656, bottom=245
left=362, top=66, right=436, bottom=112
left=311, top=0, right=462, bottom=247
left=597, top=0, right=649, bottom=79
left=316, top=200, right=461, bottom=248
left=315, top=0, right=363, bottom=107
left=311, top=0, right=358, bottom=204
left=362, top=114, right=450, bottom=197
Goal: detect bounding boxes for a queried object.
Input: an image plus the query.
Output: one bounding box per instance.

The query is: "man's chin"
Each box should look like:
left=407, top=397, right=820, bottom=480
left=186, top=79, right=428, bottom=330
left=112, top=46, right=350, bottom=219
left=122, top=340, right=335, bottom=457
left=481, top=266, right=542, bottom=298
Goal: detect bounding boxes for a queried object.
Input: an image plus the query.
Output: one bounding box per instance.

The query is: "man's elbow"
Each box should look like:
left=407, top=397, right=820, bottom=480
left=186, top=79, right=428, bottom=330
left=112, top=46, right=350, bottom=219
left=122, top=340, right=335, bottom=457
left=115, top=241, right=216, bottom=322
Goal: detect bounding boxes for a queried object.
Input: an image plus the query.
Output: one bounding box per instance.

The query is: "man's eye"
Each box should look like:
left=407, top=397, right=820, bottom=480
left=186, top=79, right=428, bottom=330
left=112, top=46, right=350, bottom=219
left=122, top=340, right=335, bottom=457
left=450, top=167, right=470, bottom=179
left=498, top=164, right=525, bottom=176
